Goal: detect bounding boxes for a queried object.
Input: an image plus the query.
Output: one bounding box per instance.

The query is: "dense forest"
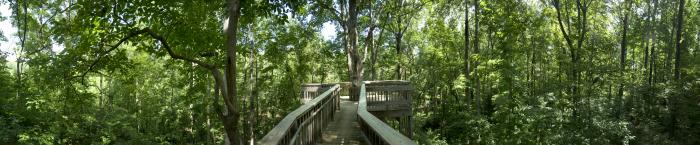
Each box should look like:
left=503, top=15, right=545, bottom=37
left=0, top=0, right=699, bottom=144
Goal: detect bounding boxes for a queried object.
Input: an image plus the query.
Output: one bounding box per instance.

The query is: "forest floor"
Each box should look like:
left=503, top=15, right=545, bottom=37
left=319, top=96, right=366, bottom=145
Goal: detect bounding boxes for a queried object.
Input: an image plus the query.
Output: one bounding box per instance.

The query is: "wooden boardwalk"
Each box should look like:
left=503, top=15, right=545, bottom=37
left=319, top=96, right=366, bottom=145
left=259, top=82, right=415, bottom=145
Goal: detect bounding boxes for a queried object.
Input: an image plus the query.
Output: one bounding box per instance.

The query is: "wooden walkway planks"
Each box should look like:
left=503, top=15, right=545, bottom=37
left=319, top=96, right=366, bottom=145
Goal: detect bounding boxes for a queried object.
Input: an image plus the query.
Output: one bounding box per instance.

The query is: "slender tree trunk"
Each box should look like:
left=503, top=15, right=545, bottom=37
left=247, top=24, right=257, bottom=145
left=649, top=0, right=658, bottom=87
left=644, top=0, right=651, bottom=85
left=395, top=32, right=402, bottom=80
left=673, top=0, right=684, bottom=81
left=669, top=0, right=685, bottom=138
left=346, top=27, right=353, bottom=83
left=644, top=0, right=659, bottom=118
left=527, top=37, right=537, bottom=98
left=554, top=0, right=588, bottom=126
left=15, top=0, right=28, bottom=107
left=573, top=0, right=587, bottom=123
left=394, top=0, right=404, bottom=80
left=464, top=0, right=471, bottom=110
left=206, top=75, right=215, bottom=144
left=618, top=0, right=630, bottom=119
left=371, top=28, right=383, bottom=80
left=247, top=41, right=257, bottom=145
left=473, top=0, right=480, bottom=115
left=365, top=0, right=376, bottom=81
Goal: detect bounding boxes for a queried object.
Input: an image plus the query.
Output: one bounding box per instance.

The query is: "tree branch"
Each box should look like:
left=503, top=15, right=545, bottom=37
left=314, top=0, right=346, bottom=26
left=553, top=0, right=575, bottom=50
left=75, top=28, right=217, bottom=79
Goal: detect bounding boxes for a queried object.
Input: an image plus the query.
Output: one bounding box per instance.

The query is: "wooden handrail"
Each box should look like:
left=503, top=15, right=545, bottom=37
left=358, top=82, right=417, bottom=145
left=259, top=84, right=340, bottom=145
left=300, top=83, right=335, bottom=103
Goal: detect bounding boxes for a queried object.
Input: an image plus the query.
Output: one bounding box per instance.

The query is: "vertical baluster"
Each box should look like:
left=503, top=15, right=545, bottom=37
left=404, top=117, right=408, bottom=136
left=306, top=119, right=309, bottom=145
left=405, top=117, right=409, bottom=137
left=305, top=118, right=309, bottom=145
left=385, top=90, right=389, bottom=111
left=316, top=109, right=319, bottom=143
left=309, top=114, right=313, bottom=144
left=390, top=89, right=394, bottom=102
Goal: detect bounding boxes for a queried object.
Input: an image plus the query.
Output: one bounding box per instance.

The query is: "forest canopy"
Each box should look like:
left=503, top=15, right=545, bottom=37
left=1, top=0, right=699, bottom=144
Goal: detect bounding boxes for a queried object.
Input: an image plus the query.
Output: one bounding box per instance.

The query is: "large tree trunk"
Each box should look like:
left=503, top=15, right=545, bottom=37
left=223, top=0, right=242, bottom=144
left=339, top=0, right=353, bottom=92
left=346, top=0, right=362, bottom=100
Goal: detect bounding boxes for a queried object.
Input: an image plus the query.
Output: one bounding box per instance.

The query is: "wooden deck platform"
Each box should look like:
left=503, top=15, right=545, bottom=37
left=319, top=96, right=366, bottom=145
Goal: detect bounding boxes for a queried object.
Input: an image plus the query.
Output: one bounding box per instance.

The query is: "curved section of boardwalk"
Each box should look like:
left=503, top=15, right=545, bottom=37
left=320, top=96, right=366, bottom=145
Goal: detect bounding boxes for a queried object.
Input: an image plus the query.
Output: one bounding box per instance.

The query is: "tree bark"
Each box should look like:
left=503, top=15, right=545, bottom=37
left=81, top=9, right=243, bottom=144
left=669, top=0, right=685, bottom=138
left=573, top=0, right=587, bottom=121
left=643, top=0, right=651, bottom=86
left=395, top=32, right=402, bottom=80
left=365, top=0, right=376, bottom=81
left=370, top=28, right=383, bottom=80
left=673, top=0, right=684, bottom=81
left=554, top=0, right=588, bottom=124
left=15, top=0, right=28, bottom=107
left=394, top=0, right=405, bottom=80
left=348, top=0, right=362, bottom=100
left=223, top=0, right=242, bottom=144
left=464, top=0, right=471, bottom=110
left=473, top=0, right=481, bottom=115
left=618, top=0, right=630, bottom=119
left=649, top=0, right=658, bottom=87
left=247, top=24, right=257, bottom=145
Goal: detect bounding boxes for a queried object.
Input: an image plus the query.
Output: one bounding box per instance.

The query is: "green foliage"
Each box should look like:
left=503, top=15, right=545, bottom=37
left=1, top=0, right=699, bottom=144
left=406, top=0, right=700, bottom=145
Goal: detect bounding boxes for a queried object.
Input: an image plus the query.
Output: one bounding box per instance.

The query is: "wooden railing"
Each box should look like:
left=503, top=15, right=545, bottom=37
left=358, top=81, right=417, bottom=145
left=300, top=83, right=335, bottom=103
left=259, top=84, right=340, bottom=145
